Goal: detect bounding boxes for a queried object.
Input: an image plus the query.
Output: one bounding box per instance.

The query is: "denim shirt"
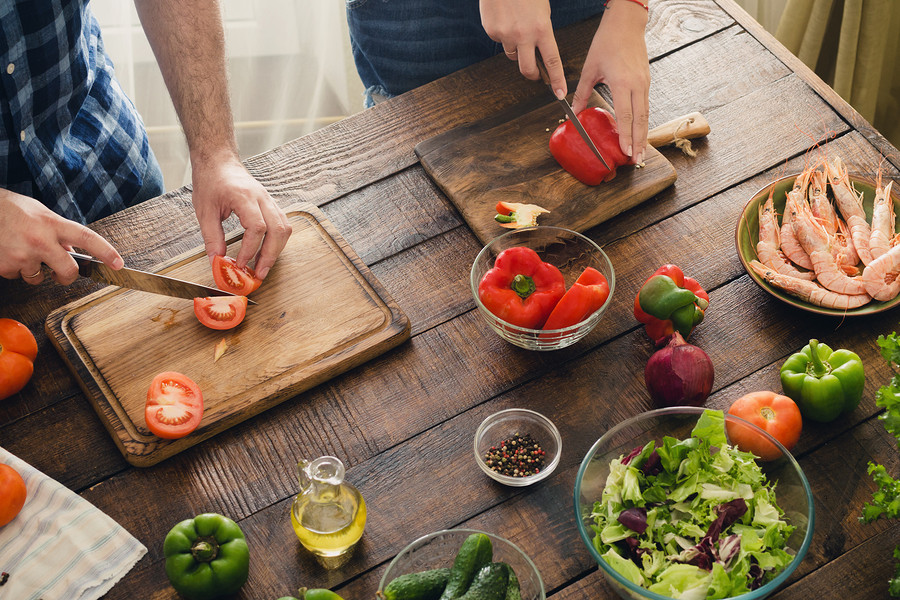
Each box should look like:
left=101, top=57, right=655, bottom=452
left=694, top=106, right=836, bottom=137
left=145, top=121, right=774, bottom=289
left=0, top=0, right=154, bottom=224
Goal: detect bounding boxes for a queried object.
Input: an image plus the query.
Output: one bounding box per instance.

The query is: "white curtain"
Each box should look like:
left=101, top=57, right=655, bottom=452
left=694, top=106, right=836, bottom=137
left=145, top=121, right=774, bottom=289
left=92, top=0, right=364, bottom=190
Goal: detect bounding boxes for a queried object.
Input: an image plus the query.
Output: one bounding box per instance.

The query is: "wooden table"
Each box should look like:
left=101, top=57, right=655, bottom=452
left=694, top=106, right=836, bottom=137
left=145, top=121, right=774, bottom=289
left=3, top=1, right=900, bottom=597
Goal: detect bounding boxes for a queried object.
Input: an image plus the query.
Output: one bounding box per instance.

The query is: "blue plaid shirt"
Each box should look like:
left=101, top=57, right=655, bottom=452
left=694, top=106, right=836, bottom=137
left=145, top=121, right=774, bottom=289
left=0, top=0, right=154, bottom=224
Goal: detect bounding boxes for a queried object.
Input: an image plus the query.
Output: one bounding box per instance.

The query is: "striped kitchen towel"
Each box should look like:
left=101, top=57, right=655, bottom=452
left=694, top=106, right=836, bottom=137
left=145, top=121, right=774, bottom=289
left=0, top=447, right=147, bottom=600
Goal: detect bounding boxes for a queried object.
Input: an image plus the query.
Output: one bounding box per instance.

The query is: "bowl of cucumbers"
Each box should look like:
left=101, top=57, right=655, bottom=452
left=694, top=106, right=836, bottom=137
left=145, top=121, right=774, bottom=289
left=377, top=529, right=545, bottom=600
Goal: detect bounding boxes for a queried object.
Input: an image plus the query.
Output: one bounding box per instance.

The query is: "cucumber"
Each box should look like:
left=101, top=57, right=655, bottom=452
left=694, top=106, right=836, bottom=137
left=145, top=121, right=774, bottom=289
left=457, top=563, right=509, bottom=600
left=438, top=533, right=494, bottom=600
left=381, top=568, right=451, bottom=600
left=502, top=565, right=521, bottom=600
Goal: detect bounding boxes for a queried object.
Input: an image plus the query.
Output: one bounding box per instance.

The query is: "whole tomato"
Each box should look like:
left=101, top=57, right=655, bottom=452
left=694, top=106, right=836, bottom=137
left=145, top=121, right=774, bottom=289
left=0, top=318, right=38, bottom=401
left=549, top=107, right=631, bottom=185
left=726, top=391, right=802, bottom=461
left=0, top=464, right=27, bottom=527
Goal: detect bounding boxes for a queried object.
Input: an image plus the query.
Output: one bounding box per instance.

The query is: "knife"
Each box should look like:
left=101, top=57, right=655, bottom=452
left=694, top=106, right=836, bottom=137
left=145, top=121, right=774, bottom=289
left=535, top=53, right=611, bottom=171
left=67, top=251, right=257, bottom=304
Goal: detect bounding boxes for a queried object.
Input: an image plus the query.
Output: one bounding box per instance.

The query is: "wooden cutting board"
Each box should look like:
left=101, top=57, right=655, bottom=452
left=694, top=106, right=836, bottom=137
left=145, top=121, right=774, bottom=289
left=415, top=92, right=677, bottom=246
left=45, top=203, right=410, bottom=467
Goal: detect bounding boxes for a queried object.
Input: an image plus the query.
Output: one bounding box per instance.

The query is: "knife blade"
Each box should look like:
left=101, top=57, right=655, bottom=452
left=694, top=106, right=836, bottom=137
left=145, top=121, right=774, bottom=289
left=535, top=54, right=611, bottom=171
left=68, top=251, right=257, bottom=304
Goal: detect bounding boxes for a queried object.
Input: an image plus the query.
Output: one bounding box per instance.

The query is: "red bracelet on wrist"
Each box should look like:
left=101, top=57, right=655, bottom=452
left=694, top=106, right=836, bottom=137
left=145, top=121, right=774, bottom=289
left=603, top=0, right=649, bottom=10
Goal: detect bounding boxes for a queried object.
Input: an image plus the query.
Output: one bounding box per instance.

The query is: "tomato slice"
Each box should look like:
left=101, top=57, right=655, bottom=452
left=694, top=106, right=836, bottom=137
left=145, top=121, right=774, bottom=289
left=145, top=371, right=204, bottom=439
left=193, top=296, right=248, bottom=330
left=212, top=255, right=262, bottom=295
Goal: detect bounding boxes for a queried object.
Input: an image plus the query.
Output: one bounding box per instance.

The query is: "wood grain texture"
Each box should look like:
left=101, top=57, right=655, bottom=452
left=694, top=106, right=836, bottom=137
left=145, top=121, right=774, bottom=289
left=415, top=93, right=676, bottom=246
left=44, top=204, right=410, bottom=466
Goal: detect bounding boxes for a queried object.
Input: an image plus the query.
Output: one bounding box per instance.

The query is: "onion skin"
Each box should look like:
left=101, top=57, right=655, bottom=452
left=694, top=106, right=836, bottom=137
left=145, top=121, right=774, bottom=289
left=645, top=332, right=715, bottom=407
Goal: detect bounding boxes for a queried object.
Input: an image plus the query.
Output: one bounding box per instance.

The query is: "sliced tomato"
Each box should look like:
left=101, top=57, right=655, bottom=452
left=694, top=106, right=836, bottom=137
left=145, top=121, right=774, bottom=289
left=212, top=255, right=262, bottom=295
left=194, top=296, right=248, bottom=330
left=145, top=371, right=204, bottom=439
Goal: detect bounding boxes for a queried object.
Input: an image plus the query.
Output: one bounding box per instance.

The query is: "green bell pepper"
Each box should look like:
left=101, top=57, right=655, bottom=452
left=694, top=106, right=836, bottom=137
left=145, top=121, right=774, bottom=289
left=780, top=339, right=865, bottom=422
left=163, top=513, right=250, bottom=600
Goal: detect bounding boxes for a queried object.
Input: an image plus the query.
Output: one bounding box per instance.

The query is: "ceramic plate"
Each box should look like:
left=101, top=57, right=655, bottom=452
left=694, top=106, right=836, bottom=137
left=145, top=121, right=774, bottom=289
left=736, top=172, right=900, bottom=316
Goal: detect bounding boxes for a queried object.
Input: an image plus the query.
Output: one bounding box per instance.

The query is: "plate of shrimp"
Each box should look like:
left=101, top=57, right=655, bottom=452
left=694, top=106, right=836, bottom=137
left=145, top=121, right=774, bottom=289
left=736, top=157, right=900, bottom=315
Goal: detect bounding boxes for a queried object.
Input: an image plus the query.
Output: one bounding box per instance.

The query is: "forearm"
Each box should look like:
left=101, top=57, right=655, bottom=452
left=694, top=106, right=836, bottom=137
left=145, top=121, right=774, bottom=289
left=133, top=0, right=238, bottom=164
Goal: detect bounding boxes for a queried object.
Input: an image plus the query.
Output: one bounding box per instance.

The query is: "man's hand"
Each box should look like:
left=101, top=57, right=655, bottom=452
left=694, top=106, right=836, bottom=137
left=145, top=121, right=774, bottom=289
left=572, top=0, right=650, bottom=164
left=0, top=189, right=123, bottom=285
left=190, top=156, right=292, bottom=280
left=479, top=0, right=568, bottom=99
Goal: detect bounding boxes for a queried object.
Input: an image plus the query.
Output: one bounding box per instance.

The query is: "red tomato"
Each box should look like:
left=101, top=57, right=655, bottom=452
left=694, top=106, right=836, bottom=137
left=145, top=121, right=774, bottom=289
left=0, top=464, right=27, bottom=527
left=0, top=318, right=38, bottom=401
left=145, top=372, right=204, bottom=439
left=549, top=107, right=631, bottom=186
left=212, top=255, right=262, bottom=295
left=727, top=391, right=802, bottom=461
left=542, top=267, right=610, bottom=330
left=193, top=296, right=248, bottom=330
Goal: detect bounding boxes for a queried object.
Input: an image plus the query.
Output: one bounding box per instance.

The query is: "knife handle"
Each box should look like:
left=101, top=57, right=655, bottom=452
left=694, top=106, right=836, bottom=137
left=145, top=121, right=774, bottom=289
left=535, top=52, right=552, bottom=87
left=68, top=251, right=96, bottom=278
left=647, top=112, right=710, bottom=149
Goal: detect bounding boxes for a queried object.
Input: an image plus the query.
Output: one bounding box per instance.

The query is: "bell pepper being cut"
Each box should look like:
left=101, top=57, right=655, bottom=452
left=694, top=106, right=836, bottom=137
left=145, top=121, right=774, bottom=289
left=542, top=267, right=610, bottom=330
left=633, top=264, right=709, bottom=343
left=163, top=513, right=250, bottom=600
left=779, top=339, right=865, bottom=423
left=478, top=246, right=566, bottom=329
left=548, top=107, right=631, bottom=185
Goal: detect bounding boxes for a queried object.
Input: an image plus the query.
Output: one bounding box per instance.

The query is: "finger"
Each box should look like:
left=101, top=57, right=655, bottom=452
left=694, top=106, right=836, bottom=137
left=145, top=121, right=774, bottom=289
left=196, top=205, right=228, bottom=265
left=503, top=45, right=518, bottom=61
left=571, top=75, right=597, bottom=114
left=233, top=206, right=267, bottom=269
left=58, top=219, right=124, bottom=271
left=43, top=244, right=82, bottom=286
left=632, top=91, right=650, bottom=165
left=537, top=43, right=567, bottom=99
left=516, top=43, right=539, bottom=81
left=609, top=86, right=636, bottom=162
left=251, top=204, right=293, bottom=279
left=20, top=265, right=45, bottom=285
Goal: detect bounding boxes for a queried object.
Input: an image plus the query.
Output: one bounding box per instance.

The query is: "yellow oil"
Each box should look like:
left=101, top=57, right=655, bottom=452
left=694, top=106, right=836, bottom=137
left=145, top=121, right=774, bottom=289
left=290, top=492, right=367, bottom=558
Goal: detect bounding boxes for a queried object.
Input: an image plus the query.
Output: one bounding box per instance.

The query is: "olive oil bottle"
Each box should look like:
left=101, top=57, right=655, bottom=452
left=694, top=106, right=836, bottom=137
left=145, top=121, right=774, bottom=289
left=291, top=456, right=366, bottom=568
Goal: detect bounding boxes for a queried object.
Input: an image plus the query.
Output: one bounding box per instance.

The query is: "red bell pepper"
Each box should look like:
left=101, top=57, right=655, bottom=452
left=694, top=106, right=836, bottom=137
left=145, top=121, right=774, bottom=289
left=478, top=246, right=566, bottom=329
left=542, top=267, right=610, bottom=330
left=633, top=264, right=709, bottom=343
left=549, top=107, right=631, bottom=185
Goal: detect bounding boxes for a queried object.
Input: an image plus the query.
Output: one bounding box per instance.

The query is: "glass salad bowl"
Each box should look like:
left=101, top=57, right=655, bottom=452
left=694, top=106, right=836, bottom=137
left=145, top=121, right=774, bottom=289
left=574, top=407, right=814, bottom=600
left=378, top=529, right=545, bottom=600
left=470, top=226, right=615, bottom=351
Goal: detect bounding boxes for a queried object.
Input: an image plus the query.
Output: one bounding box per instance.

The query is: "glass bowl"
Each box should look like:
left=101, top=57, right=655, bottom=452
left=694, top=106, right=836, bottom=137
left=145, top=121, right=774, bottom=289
left=473, top=408, right=561, bottom=487
left=574, top=407, right=814, bottom=600
left=378, top=529, right=545, bottom=600
left=470, top=226, right=615, bottom=351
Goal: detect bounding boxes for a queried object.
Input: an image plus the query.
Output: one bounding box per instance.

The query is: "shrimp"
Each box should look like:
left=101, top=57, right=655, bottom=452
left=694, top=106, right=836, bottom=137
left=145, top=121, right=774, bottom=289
left=790, top=196, right=868, bottom=295
left=869, top=169, right=896, bottom=259
left=780, top=171, right=814, bottom=270
left=809, top=168, right=859, bottom=274
left=756, top=186, right=815, bottom=280
left=827, top=156, right=874, bottom=265
left=749, top=260, right=871, bottom=310
left=862, top=244, right=900, bottom=301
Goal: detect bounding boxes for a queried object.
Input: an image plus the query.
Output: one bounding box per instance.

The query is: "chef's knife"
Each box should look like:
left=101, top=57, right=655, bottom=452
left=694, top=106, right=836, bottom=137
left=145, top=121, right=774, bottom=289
left=535, top=53, right=611, bottom=171
left=67, top=251, right=257, bottom=304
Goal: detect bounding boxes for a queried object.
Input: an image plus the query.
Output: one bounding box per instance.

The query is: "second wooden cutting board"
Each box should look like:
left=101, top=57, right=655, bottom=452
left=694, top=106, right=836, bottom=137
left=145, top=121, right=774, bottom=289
left=45, top=203, right=410, bottom=466
left=415, top=92, right=677, bottom=246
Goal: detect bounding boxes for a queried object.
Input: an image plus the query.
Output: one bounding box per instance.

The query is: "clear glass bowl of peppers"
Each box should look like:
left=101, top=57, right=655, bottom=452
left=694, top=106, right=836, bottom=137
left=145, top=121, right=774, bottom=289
left=474, top=408, right=562, bottom=487
left=470, top=226, right=615, bottom=350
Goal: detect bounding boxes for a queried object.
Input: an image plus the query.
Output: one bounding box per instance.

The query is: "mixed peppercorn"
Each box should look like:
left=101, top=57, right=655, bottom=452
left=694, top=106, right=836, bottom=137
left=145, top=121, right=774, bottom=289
left=483, top=433, right=545, bottom=477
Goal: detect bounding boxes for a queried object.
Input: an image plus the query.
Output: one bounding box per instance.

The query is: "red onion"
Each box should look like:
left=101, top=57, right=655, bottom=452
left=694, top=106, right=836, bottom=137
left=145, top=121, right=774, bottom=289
left=644, top=332, right=714, bottom=407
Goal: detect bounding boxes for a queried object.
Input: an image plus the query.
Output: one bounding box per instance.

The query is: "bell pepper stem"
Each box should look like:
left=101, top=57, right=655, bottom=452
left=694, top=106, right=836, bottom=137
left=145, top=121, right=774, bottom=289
left=808, top=339, right=828, bottom=378
left=191, top=537, right=219, bottom=563
left=511, top=274, right=536, bottom=299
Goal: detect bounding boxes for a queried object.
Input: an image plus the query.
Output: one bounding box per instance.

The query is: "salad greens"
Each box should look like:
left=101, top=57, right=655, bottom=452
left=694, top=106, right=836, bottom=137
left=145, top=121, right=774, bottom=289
left=590, top=410, right=795, bottom=599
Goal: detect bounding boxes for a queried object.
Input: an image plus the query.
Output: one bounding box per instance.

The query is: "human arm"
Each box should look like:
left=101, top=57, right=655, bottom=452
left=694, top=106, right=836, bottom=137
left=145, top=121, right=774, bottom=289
left=479, top=0, right=568, bottom=100
left=571, top=0, right=650, bottom=164
left=133, top=0, right=291, bottom=279
left=0, top=189, right=124, bottom=285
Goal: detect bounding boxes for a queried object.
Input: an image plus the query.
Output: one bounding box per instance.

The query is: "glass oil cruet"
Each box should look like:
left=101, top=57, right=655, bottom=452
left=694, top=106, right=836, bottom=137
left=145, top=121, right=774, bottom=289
left=290, top=455, right=366, bottom=568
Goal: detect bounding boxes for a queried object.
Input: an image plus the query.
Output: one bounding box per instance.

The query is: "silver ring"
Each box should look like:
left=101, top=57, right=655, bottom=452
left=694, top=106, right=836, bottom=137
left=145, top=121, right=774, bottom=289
left=22, top=268, right=42, bottom=279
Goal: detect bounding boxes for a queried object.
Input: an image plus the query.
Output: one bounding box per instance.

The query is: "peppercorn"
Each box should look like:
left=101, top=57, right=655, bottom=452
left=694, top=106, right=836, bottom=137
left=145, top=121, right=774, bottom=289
left=483, top=432, right=546, bottom=477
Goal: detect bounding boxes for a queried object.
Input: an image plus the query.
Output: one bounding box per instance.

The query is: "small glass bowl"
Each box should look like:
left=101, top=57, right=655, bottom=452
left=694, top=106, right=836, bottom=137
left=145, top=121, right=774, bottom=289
left=470, top=226, right=615, bottom=351
left=378, top=529, right=546, bottom=600
left=574, top=407, right=814, bottom=600
left=474, top=408, right=561, bottom=487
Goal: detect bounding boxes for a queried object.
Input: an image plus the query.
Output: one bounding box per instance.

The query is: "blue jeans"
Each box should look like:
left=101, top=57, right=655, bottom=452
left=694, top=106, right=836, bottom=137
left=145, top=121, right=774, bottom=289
left=346, top=0, right=604, bottom=107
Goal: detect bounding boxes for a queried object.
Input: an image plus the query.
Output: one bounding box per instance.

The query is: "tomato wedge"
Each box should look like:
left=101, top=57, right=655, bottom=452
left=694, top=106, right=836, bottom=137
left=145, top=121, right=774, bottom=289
left=212, top=255, right=262, bottom=295
left=0, top=318, right=38, bottom=401
left=542, top=267, right=611, bottom=330
left=145, top=372, right=204, bottom=439
left=194, top=296, right=248, bottom=330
